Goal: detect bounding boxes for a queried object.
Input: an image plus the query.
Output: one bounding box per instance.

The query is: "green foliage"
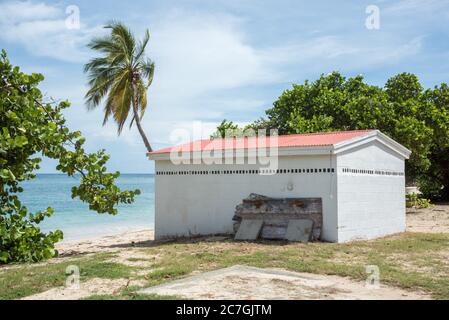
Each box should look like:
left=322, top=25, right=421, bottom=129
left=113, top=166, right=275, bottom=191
left=210, top=120, right=245, bottom=138
left=210, top=119, right=272, bottom=139
left=0, top=50, right=140, bottom=264
left=236, top=71, right=449, bottom=200
left=406, top=193, right=432, bottom=209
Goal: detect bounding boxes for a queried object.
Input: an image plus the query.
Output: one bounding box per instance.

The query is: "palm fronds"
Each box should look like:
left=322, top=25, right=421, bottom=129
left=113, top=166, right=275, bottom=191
left=84, top=21, right=154, bottom=151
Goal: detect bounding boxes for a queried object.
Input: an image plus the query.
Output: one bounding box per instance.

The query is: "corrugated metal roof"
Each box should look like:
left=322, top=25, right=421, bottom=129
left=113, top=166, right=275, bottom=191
left=149, top=130, right=375, bottom=155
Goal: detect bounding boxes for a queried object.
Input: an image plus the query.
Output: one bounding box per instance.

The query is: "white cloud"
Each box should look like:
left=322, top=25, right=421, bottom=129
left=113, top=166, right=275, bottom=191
left=116, top=11, right=424, bottom=149
left=0, top=0, right=59, bottom=21
left=385, top=0, right=449, bottom=14
left=0, top=1, right=102, bottom=62
left=4, top=2, right=428, bottom=171
left=149, top=11, right=283, bottom=101
left=143, top=11, right=421, bottom=136
left=270, top=34, right=422, bottom=68
left=133, top=10, right=290, bottom=144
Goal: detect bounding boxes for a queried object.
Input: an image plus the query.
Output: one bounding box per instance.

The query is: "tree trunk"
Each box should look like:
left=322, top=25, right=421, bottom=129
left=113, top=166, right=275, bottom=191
left=131, top=80, right=153, bottom=152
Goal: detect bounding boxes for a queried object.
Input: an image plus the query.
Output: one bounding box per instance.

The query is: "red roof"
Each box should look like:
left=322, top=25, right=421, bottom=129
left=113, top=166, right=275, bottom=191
left=149, top=130, right=375, bottom=155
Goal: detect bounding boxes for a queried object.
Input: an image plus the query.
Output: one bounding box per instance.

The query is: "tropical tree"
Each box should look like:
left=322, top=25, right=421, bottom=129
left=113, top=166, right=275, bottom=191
left=0, top=50, right=139, bottom=264
left=210, top=120, right=266, bottom=139
left=215, top=72, right=449, bottom=200
left=210, top=120, right=241, bottom=139
left=84, top=21, right=155, bottom=152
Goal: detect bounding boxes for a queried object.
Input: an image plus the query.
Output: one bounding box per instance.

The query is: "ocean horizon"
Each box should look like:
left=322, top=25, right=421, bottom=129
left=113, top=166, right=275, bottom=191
left=19, top=174, right=155, bottom=241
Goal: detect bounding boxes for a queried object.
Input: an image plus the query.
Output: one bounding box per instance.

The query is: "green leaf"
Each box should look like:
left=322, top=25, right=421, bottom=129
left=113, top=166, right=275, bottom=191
left=0, top=49, right=139, bottom=264
left=14, top=135, right=28, bottom=147
left=0, top=252, right=10, bottom=263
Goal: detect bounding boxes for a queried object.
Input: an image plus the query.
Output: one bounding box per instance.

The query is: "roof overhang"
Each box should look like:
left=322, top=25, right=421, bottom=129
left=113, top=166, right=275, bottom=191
left=332, top=130, right=411, bottom=159
left=147, top=145, right=334, bottom=161
left=147, top=130, right=411, bottom=161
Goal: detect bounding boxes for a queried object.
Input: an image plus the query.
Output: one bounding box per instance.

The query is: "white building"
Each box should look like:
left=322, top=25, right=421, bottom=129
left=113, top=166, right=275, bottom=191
left=148, top=130, right=411, bottom=243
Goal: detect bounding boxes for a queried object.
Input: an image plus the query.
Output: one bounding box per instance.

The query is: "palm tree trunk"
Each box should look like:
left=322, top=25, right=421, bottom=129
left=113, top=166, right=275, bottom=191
left=131, top=81, right=153, bottom=152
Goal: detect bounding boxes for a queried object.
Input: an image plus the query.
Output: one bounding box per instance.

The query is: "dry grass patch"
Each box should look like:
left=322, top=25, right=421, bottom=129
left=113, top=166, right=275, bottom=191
left=1, top=232, right=449, bottom=300
left=131, top=232, right=449, bottom=299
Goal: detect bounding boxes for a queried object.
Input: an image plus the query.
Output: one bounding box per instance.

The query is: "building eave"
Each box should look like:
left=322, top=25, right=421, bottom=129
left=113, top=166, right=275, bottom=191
left=147, top=145, right=335, bottom=161
left=333, top=130, right=412, bottom=159
left=147, top=130, right=412, bottom=161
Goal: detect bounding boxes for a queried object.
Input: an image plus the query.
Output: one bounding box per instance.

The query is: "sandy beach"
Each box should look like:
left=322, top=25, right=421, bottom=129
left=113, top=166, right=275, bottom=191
left=51, top=203, right=449, bottom=256
left=50, top=203, right=449, bottom=257
left=55, top=229, right=155, bottom=257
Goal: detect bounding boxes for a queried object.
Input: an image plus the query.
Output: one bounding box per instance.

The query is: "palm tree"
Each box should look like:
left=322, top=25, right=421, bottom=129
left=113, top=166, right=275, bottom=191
left=84, top=21, right=154, bottom=152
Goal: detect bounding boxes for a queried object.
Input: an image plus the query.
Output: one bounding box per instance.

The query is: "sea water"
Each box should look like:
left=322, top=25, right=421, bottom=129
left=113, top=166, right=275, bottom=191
left=18, top=174, right=154, bottom=241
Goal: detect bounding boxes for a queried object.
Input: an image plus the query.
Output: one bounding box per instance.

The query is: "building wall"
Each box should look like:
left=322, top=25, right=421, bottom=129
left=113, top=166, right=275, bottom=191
left=154, top=154, right=339, bottom=242
left=336, top=140, right=406, bottom=242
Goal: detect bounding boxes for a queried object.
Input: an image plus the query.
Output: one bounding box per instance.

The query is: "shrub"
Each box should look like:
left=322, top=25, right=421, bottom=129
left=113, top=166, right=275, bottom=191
left=406, top=193, right=432, bottom=209
left=0, top=50, right=139, bottom=264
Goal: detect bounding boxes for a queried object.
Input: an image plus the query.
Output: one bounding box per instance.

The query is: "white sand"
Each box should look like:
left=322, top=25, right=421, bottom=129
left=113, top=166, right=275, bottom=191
left=139, top=265, right=430, bottom=300
left=55, top=229, right=155, bottom=256
left=51, top=204, right=448, bottom=256
left=407, top=204, right=449, bottom=233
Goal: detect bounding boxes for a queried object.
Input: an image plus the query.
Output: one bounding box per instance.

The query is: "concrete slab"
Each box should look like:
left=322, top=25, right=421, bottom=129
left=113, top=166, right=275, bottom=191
left=234, top=219, right=263, bottom=241
left=285, top=219, right=313, bottom=242
left=138, top=265, right=430, bottom=300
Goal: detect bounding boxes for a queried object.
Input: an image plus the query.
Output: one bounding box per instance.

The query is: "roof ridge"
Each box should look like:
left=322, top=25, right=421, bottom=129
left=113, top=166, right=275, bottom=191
left=149, top=129, right=377, bottom=155
left=282, top=129, right=374, bottom=138
left=208, top=129, right=375, bottom=141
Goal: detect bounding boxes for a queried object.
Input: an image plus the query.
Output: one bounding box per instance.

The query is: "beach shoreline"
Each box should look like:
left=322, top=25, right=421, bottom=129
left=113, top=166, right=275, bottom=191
left=55, top=229, right=155, bottom=256
left=53, top=203, right=449, bottom=256
left=20, top=173, right=155, bottom=242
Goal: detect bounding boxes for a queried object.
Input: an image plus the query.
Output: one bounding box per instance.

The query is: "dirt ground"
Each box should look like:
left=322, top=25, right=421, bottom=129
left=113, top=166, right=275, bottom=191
left=139, top=265, right=430, bottom=300
left=407, top=203, right=449, bottom=233
left=21, top=278, right=133, bottom=300
left=20, top=203, right=449, bottom=300
left=55, top=229, right=155, bottom=256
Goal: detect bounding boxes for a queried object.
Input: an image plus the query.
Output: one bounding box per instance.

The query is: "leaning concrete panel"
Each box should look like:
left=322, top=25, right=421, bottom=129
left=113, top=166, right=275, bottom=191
left=285, top=219, right=314, bottom=242
left=234, top=219, right=263, bottom=240
left=233, top=194, right=322, bottom=240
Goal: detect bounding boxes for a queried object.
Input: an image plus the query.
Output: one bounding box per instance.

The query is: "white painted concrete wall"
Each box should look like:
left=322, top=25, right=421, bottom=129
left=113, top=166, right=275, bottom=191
left=154, top=155, right=339, bottom=242
left=153, top=141, right=407, bottom=243
left=336, top=140, right=406, bottom=242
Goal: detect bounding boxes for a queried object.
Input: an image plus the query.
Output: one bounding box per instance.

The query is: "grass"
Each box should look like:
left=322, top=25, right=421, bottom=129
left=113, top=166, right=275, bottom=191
left=83, top=285, right=179, bottom=300
left=0, top=253, right=137, bottom=300
left=83, top=293, right=179, bottom=300
left=79, top=261, right=134, bottom=279
left=1, top=232, right=449, bottom=300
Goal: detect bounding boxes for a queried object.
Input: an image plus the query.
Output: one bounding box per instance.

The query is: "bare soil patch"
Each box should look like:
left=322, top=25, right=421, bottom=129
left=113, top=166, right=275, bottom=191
left=5, top=206, right=449, bottom=300
left=139, top=265, right=430, bottom=300
left=21, top=278, right=130, bottom=300
left=407, top=204, right=449, bottom=233
left=55, top=229, right=155, bottom=256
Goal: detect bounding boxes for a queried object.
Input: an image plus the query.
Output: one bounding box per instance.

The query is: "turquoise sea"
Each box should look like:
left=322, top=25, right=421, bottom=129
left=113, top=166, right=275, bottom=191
left=19, top=174, right=154, bottom=241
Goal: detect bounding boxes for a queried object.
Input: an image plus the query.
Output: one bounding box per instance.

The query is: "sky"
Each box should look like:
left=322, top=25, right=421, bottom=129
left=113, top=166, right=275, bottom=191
left=1, top=0, right=449, bottom=173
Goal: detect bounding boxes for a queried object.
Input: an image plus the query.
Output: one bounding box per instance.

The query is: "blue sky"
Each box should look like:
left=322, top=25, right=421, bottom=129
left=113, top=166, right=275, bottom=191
left=1, top=0, right=449, bottom=173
